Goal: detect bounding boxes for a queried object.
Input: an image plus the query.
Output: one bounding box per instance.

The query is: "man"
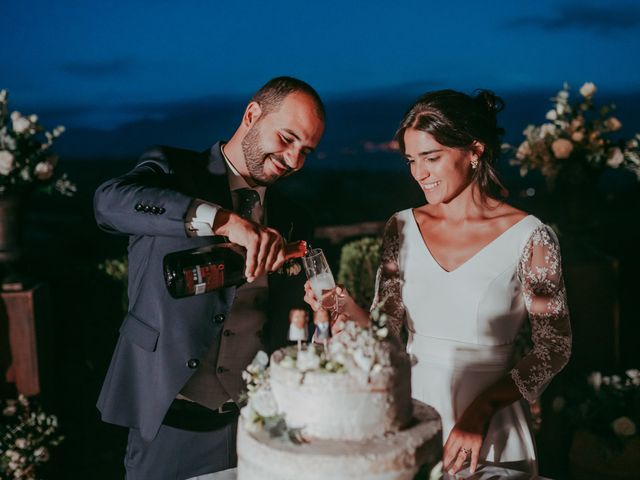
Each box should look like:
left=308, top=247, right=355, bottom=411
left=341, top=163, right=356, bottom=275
left=94, top=77, right=325, bottom=479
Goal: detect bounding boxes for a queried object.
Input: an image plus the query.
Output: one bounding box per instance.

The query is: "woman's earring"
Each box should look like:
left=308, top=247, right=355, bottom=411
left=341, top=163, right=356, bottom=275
left=471, top=156, right=479, bottom=170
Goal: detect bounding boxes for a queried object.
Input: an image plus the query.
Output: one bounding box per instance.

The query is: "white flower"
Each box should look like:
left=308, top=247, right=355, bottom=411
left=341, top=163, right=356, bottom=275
left=353, top=349, right=373, bottom=372
left=10, top=112, right=31, bottom=134
left=14, top=438, right=27, bottom=449
left=516, top=141, right=532, bottom=160
left=546, top=110, right=558, bottom=121
left=579, top=82, right=597, bottom=98
left=604, top=117, right=622, bottom=132
left=35, top=161, right=54, bottom=180
left=557, top=90, right=569, bottom=100
left=607, top=148, right=624, bottom=168
left=0, top=89, right=7, bottom=102
left=0, top=150, right=15, bottom=176
left=551, top=138, right=574, bottom=159
left=34, top=446, right=49, bottom=461
left=611, top=374, right=622, bottom=385
left=376, top=327, right=388, bottom=339
left=296, top=348, right=321, bottom=372
left=279, top=356, right=295, bottom=369
left=250, top=388, right=278, bottom=418
left=587, top=371, right=602, bottom=391
left=626, top=368, right=640, bottom=383
left=611, top=416, right=636, bottom=437
left=252, top=351, right=269, bottom=369
left=540, top=123, right=556, bottom=138
left=53, top=125, right=65, bottom=138
left=28, top=114, right=38, bottom=123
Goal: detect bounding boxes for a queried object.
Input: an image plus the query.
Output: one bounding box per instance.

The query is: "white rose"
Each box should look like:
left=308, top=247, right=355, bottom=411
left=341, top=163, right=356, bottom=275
left=611, top=416, right=636, bottom=437
left=540, top=123, right=556, bottom=138
left=34, top=446, right=49, bottom=461
left=376, top=327, right=388, bottom=339
left=34, top=161, right=54, bottom=180
left=626, top=368, right=640, bottom=381
left=607, top=148, right=624, bottom=168
left=579, top=82, right=597, bottom=98
left=296, top=348, right=320, bottom=372
left=604, top=117, right=622, bottom=132
left=0, top=89, right=7, bottom=102
left=551, top=138, right=574, bottom=159
left=250, top=388, right=278, bottom=418
left=353, top=349, right=373, bottom=372
left=545, top=110, right=558, bottom=121
left=14, top=438, right=27, bottom=449
left=28, top=114, right=38, bottom=123
left=516, top=141, right=532, bottom=160
left=587, top=371, right=602, bottom=391
left=0, top=151, right=15, bottom=176
left=10, top=112, right=31, bottom=134
left=53, top=125, right=66, bottom=138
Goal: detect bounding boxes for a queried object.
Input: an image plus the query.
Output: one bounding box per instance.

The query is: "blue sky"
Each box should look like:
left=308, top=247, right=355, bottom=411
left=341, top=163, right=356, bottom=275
left=2, top=0, right=639, bottom=158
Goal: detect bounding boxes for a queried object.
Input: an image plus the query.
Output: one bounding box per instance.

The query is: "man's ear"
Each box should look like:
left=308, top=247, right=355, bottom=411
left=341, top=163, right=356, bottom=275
left=243, top=101, right=263, bottom=128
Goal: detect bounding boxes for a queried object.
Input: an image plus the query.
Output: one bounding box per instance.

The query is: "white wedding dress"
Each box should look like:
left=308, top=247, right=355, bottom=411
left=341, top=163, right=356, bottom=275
left=372, top=209, right=572, bottom=474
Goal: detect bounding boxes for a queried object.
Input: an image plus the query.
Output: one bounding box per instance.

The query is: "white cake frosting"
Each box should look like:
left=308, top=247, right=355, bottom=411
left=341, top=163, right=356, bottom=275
left=238, top=401, right=441, bottom=480
left=237, top=320, right=442, bottom=480
left=269, top=348, right=413, bottom=440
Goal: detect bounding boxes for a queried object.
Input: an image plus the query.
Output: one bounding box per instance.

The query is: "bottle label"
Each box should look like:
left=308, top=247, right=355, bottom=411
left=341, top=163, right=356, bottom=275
left=184, top=263, right=225, bottom=295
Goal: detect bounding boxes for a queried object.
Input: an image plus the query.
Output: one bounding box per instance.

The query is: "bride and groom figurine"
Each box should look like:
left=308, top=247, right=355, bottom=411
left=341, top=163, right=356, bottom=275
left=288, top=307, right=330, bottom=347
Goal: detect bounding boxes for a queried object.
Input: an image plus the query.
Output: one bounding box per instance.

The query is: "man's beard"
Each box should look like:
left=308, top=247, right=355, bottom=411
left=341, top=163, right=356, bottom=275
left=241, top=123, right=290, bottom=186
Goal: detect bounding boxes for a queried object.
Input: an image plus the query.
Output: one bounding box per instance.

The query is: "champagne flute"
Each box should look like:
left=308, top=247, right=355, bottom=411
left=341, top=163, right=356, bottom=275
left=302, top=248, right=338, bottom=324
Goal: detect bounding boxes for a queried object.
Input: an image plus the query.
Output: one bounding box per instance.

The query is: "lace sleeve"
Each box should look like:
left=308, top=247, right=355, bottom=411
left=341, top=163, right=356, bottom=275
left=511, top=224, right=572, bottom=402
left=371, top=215, right=406, bottom=342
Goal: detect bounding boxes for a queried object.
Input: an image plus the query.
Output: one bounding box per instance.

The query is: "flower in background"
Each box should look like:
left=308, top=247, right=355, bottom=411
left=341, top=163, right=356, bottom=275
left=1, top=395, right=64, bottom=480
left=0, top=89, right=75, bottom=196
left=559, top=368, right=640, bottom=451
left=507, top=82, right=640, bottom=189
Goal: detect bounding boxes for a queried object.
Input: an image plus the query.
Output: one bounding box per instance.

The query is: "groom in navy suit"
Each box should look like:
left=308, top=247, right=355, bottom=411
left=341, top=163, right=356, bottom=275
left=94, top=77, right=325, bottom=479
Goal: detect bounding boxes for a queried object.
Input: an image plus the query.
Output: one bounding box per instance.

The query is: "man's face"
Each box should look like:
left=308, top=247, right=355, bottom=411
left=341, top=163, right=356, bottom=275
left=290, top=309, right=308, bottom=328
left=241, top=92, right=324, bottom=186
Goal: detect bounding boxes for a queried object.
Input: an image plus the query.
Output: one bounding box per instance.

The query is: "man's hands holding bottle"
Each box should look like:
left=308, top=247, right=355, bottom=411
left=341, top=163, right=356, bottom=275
left=213, top=210, right=286, bottom=282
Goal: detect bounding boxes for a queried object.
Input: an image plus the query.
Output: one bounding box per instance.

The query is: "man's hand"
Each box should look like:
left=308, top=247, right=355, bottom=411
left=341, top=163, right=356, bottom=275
left=213, top=209, right=285, bottom=282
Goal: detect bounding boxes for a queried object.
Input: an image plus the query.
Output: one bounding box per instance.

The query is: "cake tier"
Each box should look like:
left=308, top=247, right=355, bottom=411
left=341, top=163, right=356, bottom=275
left=237, top=400, right=442, bottom=480
left=269, top=349, right=413, bottom=440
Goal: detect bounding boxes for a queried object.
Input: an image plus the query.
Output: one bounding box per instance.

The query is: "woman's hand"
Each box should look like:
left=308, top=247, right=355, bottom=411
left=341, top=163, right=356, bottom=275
left=442, top=400, right=493, bottom=475
left=303, top=282, right=363, bottom=335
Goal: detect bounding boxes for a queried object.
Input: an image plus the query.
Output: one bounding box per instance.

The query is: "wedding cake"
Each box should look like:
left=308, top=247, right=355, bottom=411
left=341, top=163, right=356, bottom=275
left=236, top=320, right=442, bottom=480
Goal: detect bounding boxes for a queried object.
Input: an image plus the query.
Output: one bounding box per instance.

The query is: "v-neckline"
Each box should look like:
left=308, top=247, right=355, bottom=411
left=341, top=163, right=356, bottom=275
left=409, top=210, right=532, bottom=274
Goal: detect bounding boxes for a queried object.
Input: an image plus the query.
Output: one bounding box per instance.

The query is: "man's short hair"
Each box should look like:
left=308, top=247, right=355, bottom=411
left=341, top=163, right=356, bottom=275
left=251, top=76, right=325, bottom=122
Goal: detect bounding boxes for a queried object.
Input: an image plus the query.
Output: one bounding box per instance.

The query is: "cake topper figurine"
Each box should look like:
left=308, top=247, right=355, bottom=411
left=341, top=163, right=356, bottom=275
left=313, top=308, right=330, bottom=349
left=288, top=308, right=309, bottom=351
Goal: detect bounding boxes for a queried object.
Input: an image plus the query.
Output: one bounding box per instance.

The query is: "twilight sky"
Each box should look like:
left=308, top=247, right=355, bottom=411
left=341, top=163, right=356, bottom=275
left=2, top=0, right=639, bottom=158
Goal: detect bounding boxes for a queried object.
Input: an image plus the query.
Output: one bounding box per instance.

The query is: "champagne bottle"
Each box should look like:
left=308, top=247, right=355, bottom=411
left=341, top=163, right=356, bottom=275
left=163, top=240, right=308, bottom=298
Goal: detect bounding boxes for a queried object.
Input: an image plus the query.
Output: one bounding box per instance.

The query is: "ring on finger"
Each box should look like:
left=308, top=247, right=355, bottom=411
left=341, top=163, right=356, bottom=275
left=460, top=447, right=471, bottom=457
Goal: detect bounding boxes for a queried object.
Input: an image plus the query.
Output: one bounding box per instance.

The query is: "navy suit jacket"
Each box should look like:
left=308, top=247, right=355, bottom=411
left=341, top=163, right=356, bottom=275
left=95, top=143, right=312, bottom=441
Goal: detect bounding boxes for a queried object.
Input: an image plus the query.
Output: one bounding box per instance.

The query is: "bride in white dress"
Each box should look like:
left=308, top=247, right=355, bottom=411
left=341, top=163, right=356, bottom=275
left=305, top=89, right=571, bottom=476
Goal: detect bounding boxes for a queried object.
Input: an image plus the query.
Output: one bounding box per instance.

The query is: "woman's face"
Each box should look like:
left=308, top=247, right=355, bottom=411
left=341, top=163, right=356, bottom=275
left=403, top=128, right=475, bottom=204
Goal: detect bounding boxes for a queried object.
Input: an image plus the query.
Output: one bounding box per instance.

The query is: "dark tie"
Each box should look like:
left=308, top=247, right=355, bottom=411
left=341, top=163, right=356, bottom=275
left=235, top=188, right=262, bottom=223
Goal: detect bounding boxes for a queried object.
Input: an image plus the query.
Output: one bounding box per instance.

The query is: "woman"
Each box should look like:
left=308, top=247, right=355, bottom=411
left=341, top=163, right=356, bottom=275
left=305, top=90, right=571, bottom=475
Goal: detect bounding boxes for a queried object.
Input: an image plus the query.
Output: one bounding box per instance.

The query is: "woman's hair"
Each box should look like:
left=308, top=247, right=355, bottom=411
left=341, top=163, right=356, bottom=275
left=395, top=89, right=507, bottom=199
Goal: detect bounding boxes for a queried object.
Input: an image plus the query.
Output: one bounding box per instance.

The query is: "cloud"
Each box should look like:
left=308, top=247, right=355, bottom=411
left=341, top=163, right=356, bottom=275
left=59, top=57, right=136, bottom=77
left=507, top=3, right=640, bottom=32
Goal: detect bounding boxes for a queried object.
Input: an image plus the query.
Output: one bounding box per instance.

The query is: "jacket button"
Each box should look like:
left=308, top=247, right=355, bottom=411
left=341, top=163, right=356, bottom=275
left=187, top=359, right=199, bottom=369
left=135, top=203, right=143, bottom=211
left=223, top=329, right=233, bottom=337
left=151, top=206, right=159, bottom=214
left=158, top=207, right=166, bottom=214
left=217, top=366, right=228, bottom=374
left=143, top=205, right=151, bottom=213
left=214, top=314, right=225, bottom=324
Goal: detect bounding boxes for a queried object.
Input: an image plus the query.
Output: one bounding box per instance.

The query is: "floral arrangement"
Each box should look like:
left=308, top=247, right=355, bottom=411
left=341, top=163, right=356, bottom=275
left=0, top=395, right=64, bottom=479
left=240, top=304, right=392, bottom=436
left=553, top=369, right=640, bottom=450
left=0, top=89, right=75, bottom=196
left=509, top=82, right=640, bottom=189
